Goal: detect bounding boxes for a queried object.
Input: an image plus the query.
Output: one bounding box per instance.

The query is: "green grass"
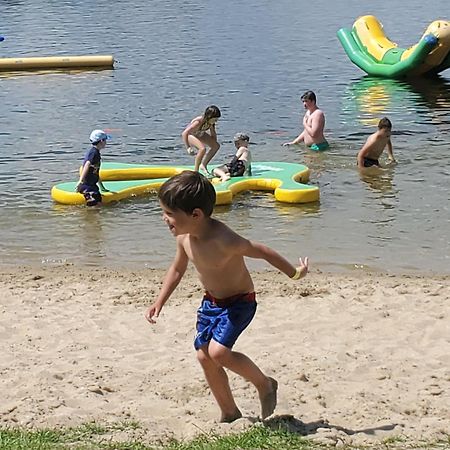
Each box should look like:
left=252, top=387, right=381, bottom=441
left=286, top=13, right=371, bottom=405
left=0, top=422, right=448, bottom=450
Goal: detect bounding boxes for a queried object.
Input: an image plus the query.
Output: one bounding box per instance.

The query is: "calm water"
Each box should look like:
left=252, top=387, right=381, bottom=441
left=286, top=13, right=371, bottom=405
left=0, top=0, right=449, bottom=273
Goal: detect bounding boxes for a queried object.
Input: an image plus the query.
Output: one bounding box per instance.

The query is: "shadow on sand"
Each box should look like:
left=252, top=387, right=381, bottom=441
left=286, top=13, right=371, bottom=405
left=259, top=414, right=398, bottom=438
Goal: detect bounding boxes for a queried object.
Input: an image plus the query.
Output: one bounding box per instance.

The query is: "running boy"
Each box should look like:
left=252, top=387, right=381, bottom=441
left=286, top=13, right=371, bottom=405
left=357, top=117, right=396, bottom=169
left=145, top=171, right=309, bottom=422
left=182, top=105, right=221, bottom=174
left=212, top=132, right=252, bottom=182
left=76, top=129, right=110, bottom=206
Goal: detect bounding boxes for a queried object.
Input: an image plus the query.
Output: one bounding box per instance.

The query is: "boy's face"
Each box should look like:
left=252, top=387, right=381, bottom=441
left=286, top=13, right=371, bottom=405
left=96, top=139, right=107, bottom=150
left=302, top=98, right=314, bottom=109
left=234, top=139, right=248, bottom=148
left=160, top=202, right=195, bottom=236
left=380, top=127, right=392, bottom=138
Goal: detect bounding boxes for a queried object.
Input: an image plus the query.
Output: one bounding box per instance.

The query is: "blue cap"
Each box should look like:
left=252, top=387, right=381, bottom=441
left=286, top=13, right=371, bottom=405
left=89, top=129, right=110, bottom=143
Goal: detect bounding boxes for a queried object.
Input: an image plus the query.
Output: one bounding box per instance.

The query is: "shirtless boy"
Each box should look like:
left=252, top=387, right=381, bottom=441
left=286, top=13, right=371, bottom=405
left=283, top=90, right=328, bottom=151
left=145, top=171, right=309, bottom=422
left=357, top=117, right=396, bottom=169
left=212, top=132, right=252, bottom=182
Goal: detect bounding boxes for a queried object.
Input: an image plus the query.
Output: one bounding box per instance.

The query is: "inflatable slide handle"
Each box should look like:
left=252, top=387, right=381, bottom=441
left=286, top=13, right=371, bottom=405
left=337, top=28, right=439, bottom=78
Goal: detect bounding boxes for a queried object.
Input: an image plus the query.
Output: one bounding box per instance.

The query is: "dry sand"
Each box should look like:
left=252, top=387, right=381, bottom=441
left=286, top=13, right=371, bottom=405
left=0, top=266, right=448, bottom=447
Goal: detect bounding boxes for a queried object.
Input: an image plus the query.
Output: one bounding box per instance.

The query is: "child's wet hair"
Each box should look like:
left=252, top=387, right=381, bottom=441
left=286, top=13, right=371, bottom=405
left=158, top=171, right=216, bottom=217
left=301, top=90, right=316, bottom=103
left=233, top=132, right=250, bottom=143
left=378, top=117, right=392, bottom=129
left=203, top=105, right=221, bottom=121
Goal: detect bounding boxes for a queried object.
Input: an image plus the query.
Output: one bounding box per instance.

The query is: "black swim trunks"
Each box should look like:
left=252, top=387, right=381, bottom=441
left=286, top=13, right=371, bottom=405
left=77, top=183, right=102, bottom=206
left=226, top=159, right=246, bottom=177
left=363, top=157, right=380, bottom=168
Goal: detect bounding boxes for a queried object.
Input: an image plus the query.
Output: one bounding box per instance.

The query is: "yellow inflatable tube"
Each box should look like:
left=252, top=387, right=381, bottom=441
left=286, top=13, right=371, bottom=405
left=0, top=55, right=114, bottom=71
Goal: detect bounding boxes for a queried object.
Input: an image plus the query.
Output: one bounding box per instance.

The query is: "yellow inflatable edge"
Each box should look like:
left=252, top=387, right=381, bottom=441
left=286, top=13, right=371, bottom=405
left=0, top=55, right=114, bottom=71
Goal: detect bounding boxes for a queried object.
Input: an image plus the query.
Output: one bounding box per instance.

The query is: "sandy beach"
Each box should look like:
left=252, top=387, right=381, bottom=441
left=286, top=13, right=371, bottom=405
left=0, top=265, right=448, bottom=447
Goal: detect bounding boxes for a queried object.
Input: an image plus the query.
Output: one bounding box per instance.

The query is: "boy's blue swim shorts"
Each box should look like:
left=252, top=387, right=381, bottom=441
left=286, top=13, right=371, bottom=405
left=194, top=292, right=257, bottom=350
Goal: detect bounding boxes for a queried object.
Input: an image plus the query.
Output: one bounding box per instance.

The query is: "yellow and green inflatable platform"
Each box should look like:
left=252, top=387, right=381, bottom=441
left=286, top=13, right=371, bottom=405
left=51, top=161, right=319, bottom=206
left=337, top=15, right=450, bottom=78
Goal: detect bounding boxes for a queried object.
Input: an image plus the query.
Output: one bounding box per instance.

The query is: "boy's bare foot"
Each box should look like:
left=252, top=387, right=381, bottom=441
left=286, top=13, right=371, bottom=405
left=220, top=408, right=242, bottom=423
left=260, top=377, right=278, bottom=419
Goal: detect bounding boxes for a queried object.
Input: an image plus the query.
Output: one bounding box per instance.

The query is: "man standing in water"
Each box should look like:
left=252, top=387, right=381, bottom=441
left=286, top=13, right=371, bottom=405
left=283, top=91, right=329, bottom=151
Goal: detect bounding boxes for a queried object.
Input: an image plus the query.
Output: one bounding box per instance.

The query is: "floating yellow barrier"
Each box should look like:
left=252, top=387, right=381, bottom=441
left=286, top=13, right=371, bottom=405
left=0, top=55, right=114, bottom=71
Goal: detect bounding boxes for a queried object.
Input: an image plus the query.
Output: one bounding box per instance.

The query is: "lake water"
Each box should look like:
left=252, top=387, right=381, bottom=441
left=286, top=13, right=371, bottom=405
left=0, top=0, right=449, bottom=273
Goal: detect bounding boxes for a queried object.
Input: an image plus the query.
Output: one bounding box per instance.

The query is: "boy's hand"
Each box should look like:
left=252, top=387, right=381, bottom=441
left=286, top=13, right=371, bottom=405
left=145, top=303, right=162, bottom=324
left=291, top=257, right=309, bottom=280
left=298, top=256, right=309, bottom=278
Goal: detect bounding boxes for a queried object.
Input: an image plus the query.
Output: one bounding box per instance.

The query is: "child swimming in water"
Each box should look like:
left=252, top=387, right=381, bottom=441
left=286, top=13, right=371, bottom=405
left=282, top=91, right=329, bottom=151
left=357, top=117, right=396, bottom=169
left=182, top=105, right=221, bottom=174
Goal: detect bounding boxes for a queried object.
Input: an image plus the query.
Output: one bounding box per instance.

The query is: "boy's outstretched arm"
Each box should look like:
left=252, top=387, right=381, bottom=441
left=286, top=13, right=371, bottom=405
left=76, top=162, right=91, bottom=191
left=386, top=139, right=396, bottom=163
left=240, top=239, right=308, bottom=279
left=145, top=238, right=189, bottom=324
left=283, top=130, right=305, bottom=146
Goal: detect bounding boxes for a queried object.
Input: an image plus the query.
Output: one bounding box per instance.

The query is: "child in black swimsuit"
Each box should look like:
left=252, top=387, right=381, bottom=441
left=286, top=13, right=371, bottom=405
left=212, top=133, right=252, bottom=182
left=357, top=117, right=396, bottom=169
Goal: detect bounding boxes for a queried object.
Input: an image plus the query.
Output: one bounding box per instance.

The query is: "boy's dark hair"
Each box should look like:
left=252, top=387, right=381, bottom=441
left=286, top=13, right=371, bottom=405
left=203, top=105, right=221, bottom=121
left=301, top=90, right=316, bottom=103
left=378, top=117, right=392, bottom=129
left=158, top=171, right=216, bottom=217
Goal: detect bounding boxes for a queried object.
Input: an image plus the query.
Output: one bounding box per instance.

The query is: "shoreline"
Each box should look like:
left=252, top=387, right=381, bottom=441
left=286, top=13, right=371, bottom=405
left=1, top=265, right=448, bottom=446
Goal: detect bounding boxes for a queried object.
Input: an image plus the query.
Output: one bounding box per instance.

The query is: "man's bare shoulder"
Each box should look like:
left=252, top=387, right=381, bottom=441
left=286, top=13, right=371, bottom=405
left=312, top=108, right=325, bottom=118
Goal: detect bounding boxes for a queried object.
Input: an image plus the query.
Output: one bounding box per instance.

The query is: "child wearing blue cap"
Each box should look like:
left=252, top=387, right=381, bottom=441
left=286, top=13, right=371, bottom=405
left=76, top=129, right=110, bottom=206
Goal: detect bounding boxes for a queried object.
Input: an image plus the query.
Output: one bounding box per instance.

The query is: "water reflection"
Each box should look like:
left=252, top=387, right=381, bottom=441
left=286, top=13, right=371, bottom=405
left=359, top=167, right=398, bottom=201
left=0, top=67, right=114, bottom=80
left=343, top=75, right=450, bottom=126
left=78, top=208, right=106, bottom=265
